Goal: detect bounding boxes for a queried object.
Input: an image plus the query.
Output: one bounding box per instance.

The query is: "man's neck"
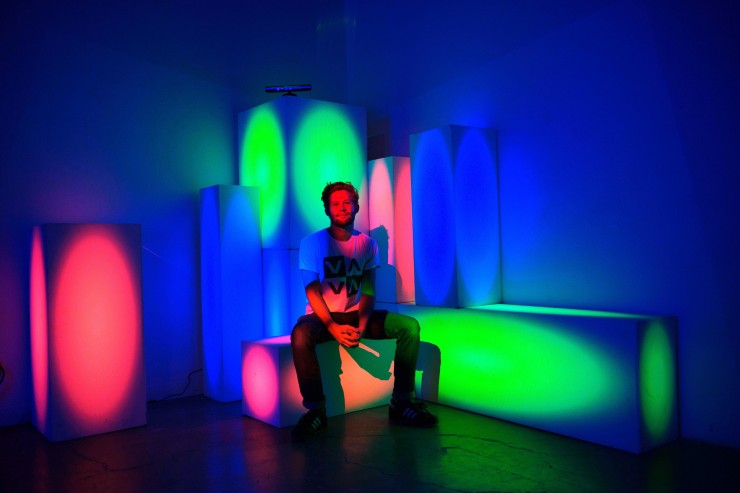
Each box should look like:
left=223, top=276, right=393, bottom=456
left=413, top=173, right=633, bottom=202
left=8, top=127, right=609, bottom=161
left=327, top=224, right=354, bottom=241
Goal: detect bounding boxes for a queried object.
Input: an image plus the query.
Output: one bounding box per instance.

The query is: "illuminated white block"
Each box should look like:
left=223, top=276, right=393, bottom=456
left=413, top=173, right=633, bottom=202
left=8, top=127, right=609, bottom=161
left=200, top=185, right=264, bottom=402
left=237, top=97, right=368, bottom=249
left=241, top=336, right=397, bottom=427
left=30, top=224, right=146, bottom=441
left=368, top=157, right=415, bottom=303
left=378, top=302, right=678, bottom=453
left=410, top=125, right=501, bottom=307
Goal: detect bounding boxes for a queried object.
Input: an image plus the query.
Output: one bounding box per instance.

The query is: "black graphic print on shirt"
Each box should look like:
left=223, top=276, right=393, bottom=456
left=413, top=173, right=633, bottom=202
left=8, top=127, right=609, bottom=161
left=323, top=255, right=362, bottom=297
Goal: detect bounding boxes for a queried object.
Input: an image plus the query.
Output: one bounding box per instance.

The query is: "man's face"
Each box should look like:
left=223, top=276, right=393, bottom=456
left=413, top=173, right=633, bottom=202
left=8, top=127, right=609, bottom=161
left=326, top=189, right=358, bottom=227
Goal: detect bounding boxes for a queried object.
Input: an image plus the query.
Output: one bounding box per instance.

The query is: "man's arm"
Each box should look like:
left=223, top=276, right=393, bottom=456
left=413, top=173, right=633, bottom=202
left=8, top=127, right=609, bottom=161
left=301, top=269, right=361, bottom=348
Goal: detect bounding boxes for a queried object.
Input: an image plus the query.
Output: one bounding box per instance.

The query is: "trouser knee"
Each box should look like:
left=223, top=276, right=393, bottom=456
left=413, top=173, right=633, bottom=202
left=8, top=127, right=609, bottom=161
left=396, top=316, right=420, bottom=342
left=291, top=323, right=313, bottom=349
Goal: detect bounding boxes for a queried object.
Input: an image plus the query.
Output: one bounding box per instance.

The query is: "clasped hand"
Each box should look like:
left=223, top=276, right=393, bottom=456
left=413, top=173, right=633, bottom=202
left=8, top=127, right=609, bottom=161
left=328, top=322, right=362, bottom=348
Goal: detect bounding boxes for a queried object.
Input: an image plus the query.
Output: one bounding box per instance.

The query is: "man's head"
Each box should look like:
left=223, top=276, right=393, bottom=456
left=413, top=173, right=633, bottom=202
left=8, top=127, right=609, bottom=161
left=321, top=182, right=360, bottom=227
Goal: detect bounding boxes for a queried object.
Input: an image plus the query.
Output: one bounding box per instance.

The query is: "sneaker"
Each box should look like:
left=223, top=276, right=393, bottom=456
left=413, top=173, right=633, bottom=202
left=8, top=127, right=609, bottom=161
left=291, top=408, right=327, bottom=442
left=389, top=399, right=438, bottom=427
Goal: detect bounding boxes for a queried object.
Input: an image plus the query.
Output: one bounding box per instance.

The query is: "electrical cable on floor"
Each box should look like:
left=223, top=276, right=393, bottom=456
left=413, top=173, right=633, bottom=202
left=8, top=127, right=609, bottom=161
left=148, top=368, right=203, bottom=403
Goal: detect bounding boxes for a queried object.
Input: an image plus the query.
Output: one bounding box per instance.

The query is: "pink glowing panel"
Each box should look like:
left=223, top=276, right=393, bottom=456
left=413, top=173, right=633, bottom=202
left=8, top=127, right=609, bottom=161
left=31, top=224, right=146, bottom=441
left=368, top=157, right=415, bottom=303
left=241, top=343, right=280, bottom=421
left=393, top=157, right=415, bottom=302
left=30, top=228, right=49, bottom=431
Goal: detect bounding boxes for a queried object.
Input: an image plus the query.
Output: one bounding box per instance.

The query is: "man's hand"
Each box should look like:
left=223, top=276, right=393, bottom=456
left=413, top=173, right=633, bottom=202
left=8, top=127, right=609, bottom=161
left=328, top=322, right=361, bottom=348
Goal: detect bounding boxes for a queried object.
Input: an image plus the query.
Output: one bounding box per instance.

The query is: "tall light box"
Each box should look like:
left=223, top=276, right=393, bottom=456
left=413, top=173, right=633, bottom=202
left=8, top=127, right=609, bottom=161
left=238, top=97, right=368, bottom=336
left=411, top=125, right=501, bottom=307
left=200, top=185, right=264, bottom=401
left=368, top=157, right=415, bottom=303
left=30, top=224, right=146, bottom=441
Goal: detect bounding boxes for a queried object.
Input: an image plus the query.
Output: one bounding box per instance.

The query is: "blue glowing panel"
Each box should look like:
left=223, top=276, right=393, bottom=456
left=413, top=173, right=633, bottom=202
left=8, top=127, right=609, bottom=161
left=31, top=224, right=146, bottom=441
left=200, top=185, right=264, bottom=402
left=411, top=125, right=500, bottom=307
left=262, top=249, right=292, bottom=338
left=368, top=157, right=415, bottom=303
left=454, top=127, right=501, bottom=306
left=411, top=128, right=456, bottom=307
left=289, top=249, right=308, bottom=326
left=238, top=97, right=368, bottom=249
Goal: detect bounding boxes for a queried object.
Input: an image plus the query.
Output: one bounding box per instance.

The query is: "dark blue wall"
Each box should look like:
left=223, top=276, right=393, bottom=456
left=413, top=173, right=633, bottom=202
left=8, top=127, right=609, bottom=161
left=0, top=5, right=243, bottom=422
left=1, top=0, right=738, bottom=449
left=361, top=1, right=740, bottom=448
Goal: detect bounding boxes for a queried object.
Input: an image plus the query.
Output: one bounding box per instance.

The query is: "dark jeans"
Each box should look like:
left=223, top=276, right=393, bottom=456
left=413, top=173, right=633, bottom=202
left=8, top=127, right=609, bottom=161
left=290, top=310, right=421, bottom=410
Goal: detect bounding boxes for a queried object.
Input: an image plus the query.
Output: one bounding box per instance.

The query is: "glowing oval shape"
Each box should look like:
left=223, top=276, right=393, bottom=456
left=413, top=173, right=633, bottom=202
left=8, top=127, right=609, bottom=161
left=640, top=321, right=676, bottom=441
left=455, top=128, right=500, bottom=305
left=240, top=106, right=286, bottom=246
left=412, top=129, right=456, bottom=306
left=292, top=106, right=364, bottom=237
left=242, top=345, right=279, bottom=420
left=51, top=228, right=141, bottom=426
left=30, top=228, right=49, bottom=429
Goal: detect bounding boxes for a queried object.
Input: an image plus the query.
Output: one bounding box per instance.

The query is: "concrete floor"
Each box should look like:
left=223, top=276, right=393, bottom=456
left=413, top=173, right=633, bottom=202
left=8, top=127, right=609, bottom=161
left=1, top=396, right=739, bottom=492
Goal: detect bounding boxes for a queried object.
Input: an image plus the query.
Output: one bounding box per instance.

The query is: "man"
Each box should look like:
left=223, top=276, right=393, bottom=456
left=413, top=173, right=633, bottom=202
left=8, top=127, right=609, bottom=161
left=291, top=181, right=438, bottom=441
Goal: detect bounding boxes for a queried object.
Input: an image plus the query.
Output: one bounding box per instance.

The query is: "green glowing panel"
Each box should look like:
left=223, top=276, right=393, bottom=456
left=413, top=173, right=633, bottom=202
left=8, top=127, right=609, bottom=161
left=379, top=302, right=678, bottom=453
left=237, top=98, right=367, bottom=248
left=238, top=105, right=286, bottom=247
left=291, top=102, right=367, bottom=246
left=639, top=319, right=678, bottom=449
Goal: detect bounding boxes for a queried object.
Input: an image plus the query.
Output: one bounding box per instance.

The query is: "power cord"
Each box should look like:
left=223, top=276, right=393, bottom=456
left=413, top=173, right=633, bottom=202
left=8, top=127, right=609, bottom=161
left=148, top=368, right=202, bottom=403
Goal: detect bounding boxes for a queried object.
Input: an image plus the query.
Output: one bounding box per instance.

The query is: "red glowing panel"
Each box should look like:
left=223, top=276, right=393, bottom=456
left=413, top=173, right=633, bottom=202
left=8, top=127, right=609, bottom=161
left=49, top=226, right=142, bottom=428
left=30, top=227, right=49, bottom=430
left=242, top=345, right=279, bottom=421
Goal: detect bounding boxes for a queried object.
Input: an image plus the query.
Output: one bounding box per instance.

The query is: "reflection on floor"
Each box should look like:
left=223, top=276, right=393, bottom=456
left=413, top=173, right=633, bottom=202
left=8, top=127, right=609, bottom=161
left=1, top=396, right=739, bottom=492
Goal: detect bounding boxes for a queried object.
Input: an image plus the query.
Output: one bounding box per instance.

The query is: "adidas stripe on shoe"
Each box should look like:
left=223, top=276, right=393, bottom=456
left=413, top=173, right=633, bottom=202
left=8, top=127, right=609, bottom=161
left=389, top=399, right=438, bottom=427
left=291, top=408, right=328, bottom=442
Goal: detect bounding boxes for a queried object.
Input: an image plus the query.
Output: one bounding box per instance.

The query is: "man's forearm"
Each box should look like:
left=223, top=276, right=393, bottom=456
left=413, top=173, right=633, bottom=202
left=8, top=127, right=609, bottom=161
left=305, top=281, right=334, bottom=327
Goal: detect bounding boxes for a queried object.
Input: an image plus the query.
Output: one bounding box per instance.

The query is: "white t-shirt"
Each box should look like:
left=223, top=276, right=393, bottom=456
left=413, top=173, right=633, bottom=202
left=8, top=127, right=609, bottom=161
left=299, top=229, right=380, bottom=314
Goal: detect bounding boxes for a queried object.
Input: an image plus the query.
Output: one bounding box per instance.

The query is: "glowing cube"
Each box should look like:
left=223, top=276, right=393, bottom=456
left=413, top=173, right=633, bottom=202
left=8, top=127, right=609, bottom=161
left=368, top=157, right=415, bottom=303
left=410, top=125, right=501, bottom=307
left=241, top=336, right=397, bottom=427
left=378, top=302, right=678, bottom=453
left=200, top=185, right=264, bottom=401
left=30, top=224, right=146, bottom=441
left=237, top=97, right=368, bottom=249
